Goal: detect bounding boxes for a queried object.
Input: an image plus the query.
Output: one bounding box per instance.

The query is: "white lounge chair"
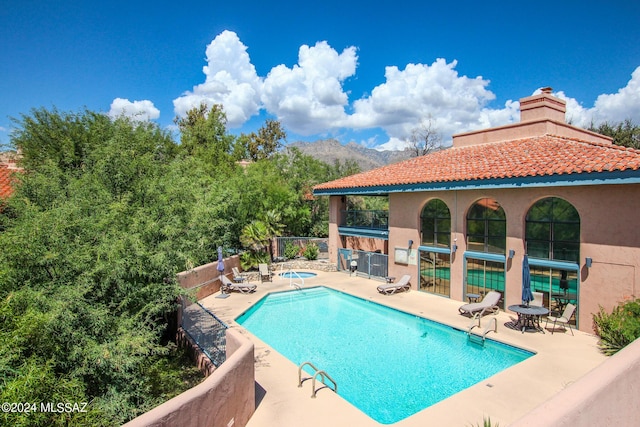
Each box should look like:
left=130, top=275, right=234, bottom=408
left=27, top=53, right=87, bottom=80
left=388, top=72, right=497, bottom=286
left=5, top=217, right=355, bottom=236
left=545, top=303, right=575, bottom=335
left=458, top=291, right=501, bottom=318
left=232, top=266, right=247, bottom=282
left=258, top=263, right=272, bottom=282
left=377, top=274, right=411, bottom=295
left=220, top=274, right=256, bottom=294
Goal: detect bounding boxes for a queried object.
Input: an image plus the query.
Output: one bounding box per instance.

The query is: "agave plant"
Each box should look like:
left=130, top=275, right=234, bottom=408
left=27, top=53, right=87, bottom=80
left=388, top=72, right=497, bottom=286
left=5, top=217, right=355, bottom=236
left=592, top=299, right=640, bottom=356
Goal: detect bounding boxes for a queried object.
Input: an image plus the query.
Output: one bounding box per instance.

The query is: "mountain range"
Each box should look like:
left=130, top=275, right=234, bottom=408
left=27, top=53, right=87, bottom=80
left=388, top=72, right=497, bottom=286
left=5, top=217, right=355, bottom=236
left=287, top=139, right=413, bottom=171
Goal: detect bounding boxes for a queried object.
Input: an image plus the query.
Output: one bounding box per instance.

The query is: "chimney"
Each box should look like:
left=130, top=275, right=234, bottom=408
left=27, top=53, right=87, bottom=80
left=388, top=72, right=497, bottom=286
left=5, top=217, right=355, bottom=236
left=519, top=87, right=566, bottom=123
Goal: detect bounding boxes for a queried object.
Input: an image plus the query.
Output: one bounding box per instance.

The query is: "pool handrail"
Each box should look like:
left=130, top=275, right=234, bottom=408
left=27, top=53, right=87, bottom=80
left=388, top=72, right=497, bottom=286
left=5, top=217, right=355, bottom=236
left=278, top=263, right=305, bottom=288
left=297, top=361, right=337, bottom=398
left=467, top=317, right=498, bottom=344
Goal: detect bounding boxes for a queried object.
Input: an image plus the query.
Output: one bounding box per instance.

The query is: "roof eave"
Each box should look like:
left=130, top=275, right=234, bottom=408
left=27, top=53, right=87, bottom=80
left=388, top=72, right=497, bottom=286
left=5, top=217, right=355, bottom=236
left=312, top=170, right=640, bottom=196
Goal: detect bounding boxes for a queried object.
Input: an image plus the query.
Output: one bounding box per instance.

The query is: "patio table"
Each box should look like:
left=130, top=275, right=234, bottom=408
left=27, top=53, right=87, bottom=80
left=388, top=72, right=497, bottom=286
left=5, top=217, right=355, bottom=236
left=466, top=293, right=481, bottom=303
left=508, top=304, right=549, bottom=333
left=552, top=293, right=577, bottom=312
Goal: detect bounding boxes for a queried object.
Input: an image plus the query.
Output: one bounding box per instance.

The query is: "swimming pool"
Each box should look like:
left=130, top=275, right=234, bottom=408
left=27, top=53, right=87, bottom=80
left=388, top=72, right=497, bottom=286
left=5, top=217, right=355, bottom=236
left=236, top=287, right=533, bottom=424
left=279, top=271, right=317, bottom=279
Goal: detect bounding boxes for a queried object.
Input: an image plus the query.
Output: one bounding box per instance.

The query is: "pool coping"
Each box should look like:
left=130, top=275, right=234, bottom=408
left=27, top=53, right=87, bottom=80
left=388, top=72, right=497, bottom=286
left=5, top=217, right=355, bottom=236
left=199, top=269, right=606, bottom=427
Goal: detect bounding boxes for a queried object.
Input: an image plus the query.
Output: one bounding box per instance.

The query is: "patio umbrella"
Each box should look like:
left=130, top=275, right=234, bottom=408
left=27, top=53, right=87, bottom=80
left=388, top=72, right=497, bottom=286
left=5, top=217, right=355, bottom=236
left=217, top=246, right=225, bottom=277
left=215, top=246, right=230, bottom=299
left=522, top=254, right=533, bottom=306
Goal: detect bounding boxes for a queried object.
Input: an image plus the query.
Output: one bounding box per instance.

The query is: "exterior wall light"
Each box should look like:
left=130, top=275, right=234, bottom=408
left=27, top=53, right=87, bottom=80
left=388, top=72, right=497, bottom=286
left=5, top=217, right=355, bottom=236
left=508, top=249, right=515, bottom=259
left=586, top=257, right=593, bottom=268
left=408, top=240, right=413, bottom=248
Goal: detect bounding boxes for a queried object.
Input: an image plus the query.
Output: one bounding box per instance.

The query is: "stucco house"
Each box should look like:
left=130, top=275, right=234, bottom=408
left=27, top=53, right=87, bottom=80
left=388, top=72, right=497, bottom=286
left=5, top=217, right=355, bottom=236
left=313, top=88, right=640, bottom=332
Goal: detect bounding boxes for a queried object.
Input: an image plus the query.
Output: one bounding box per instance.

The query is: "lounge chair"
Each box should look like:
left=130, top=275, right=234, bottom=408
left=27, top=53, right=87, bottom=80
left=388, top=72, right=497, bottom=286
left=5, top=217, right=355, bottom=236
left=545, top=303, right=575, bottom=335
left=232, top=267, right=247, bottom=282
left=220, top=274, right=256, bottom=294
left=259, top=263, right=272, bottom=282
left=458, top=291, right=501, bottom=318
left=377, top=274, right=411, bottom=295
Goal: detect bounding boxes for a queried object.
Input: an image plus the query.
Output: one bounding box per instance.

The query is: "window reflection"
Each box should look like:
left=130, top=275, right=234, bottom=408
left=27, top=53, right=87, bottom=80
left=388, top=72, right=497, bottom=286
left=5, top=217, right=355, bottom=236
left=466, top=198, right=506, bottom=254
left=419, top=251, right=450, bottom=297
left=526, top=197, right=580, bottom=263
left=421, top=199, right=451, bottom=248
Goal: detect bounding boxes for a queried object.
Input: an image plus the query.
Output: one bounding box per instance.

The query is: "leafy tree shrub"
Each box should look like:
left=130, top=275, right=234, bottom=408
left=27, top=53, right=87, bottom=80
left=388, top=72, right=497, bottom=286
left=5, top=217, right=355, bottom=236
left=1, top=110, right=209, bottom=426
left=239, top=250, right=269, bottom=271
left=1, top=105, right=361, bottom=425
left=283, top=241, right=301, bottom=259
left=302, top=242, right=319, bottom=260
left=593, top=298, right=640, bottom=356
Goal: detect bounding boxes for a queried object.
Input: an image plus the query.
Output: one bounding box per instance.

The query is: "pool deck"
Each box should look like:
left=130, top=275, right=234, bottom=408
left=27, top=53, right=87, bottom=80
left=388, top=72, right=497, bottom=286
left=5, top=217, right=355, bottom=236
left=199, top=269, right=607, bottom=427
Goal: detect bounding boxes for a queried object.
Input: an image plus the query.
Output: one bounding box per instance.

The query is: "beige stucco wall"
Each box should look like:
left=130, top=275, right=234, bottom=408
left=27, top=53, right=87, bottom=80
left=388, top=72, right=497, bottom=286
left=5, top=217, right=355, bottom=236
left=327, top=196, right=344, bottom=264
left=177, top=255, right=242, bottom=300
left=123, top=328, right=255, bottom=427
left=351, top=183, right=640, bottom=332
left=453, top=119, right=612, bottom=147
left=511, top=336, right=640, bottom=427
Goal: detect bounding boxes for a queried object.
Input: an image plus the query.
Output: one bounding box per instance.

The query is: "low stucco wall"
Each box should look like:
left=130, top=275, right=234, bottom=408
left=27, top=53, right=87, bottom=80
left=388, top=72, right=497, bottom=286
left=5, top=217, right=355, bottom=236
left=123, top=328, right=255, bottom=427
left=511, top=337, right=640, bottom=426
left=177, top=255, right=242, bottom=300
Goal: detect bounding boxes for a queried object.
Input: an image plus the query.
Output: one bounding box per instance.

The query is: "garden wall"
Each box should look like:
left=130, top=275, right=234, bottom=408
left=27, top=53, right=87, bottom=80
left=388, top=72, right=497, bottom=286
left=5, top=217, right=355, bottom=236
left=511, top=337, right=640, bottom=426
left=177, top=255, right=242, bottom=300
left=122, top=328, right=255, bottom=427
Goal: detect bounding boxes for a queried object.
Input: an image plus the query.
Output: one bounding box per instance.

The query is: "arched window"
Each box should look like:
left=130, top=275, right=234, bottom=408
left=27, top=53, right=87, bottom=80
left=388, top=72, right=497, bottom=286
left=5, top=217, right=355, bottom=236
left=526, top=197, right=580, bottom=326
left=525, top=197, right=580, bottom=263
left=466, top=198, right=506, bottom=254
left=420, top=199, right=451, bottom=297
left=420, top=199, right=451, bottom=248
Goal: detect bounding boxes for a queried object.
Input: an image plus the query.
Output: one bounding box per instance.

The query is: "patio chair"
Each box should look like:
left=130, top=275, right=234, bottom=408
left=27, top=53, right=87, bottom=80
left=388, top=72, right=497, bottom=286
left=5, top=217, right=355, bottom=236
left=259, top=263, right=272, bottom=282
left=545, top=303, right=575, bottom=335
left=232, top=266, right=247, bottom=282
left=377, top=274, right=411, bottom=295
left=531, top=291, right=544, bottom=307
left=458, top=291, right=501, bottom=318
left=220, top=274, right=256, bottom=294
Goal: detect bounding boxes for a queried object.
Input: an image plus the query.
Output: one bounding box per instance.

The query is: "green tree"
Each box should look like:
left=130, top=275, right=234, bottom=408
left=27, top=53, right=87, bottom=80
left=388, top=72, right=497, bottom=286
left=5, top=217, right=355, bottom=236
left=10, top=107, right=113, bottom=174
left=237, top=119, right=286, bottom=161
left=239, top=220, right=270, bottom=269
left=590, top=119, right=640, bottom=149
left=0, top=111, right=214, bottom=426
left=174, top=103, right=235, bottom=174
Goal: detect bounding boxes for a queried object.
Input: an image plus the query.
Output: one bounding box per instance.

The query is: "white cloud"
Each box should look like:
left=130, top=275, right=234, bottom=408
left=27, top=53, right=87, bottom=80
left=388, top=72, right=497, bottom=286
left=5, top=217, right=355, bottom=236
left=261, top=41, right=357, bottom=135
left=376, top=137, right=409, bottom=151
left=555, top=66, right=640, bottom=127
left=172, top=30, right=262, bottom=128
left=108, top=98, right=160, bottom=121
left=348, top=59, right=503, bottom=144
left=171, top=31, right=639, bottom=149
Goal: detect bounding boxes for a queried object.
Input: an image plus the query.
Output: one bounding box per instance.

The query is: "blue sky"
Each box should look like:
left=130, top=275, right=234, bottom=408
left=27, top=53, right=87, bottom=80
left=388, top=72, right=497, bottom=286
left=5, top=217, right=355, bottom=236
left=1, top=0, right=639, bottom=150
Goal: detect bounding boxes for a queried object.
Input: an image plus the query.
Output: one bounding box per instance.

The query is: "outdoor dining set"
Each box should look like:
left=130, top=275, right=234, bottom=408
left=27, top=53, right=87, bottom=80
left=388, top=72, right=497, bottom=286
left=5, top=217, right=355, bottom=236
left=459, top=255, right=577, bottom=335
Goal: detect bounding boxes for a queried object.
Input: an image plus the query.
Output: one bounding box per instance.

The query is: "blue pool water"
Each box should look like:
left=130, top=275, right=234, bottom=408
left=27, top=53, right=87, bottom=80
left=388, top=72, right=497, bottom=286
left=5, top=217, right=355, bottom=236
left=279, top=271, right=317, bottom=279
left=236, top=287, right=533, bottom=424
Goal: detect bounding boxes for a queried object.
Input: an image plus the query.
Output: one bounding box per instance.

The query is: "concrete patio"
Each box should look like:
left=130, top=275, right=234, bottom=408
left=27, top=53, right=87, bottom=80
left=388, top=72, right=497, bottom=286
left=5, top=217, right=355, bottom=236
left=199, top=268, right=607, bottom=427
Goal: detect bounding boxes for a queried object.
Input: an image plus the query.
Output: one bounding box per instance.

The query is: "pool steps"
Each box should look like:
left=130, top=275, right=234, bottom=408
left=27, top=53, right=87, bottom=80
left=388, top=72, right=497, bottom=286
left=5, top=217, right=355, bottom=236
left=298, top=361, right=338, bottom=398
left=467, top=317, right=498, bottom=344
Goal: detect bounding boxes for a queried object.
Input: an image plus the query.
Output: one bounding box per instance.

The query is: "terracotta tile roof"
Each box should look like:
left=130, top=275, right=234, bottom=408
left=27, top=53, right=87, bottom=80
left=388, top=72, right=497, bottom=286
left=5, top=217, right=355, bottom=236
left=0, top=165, right=17, bottom=199
left=314, top=135, right=640, bottom=192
